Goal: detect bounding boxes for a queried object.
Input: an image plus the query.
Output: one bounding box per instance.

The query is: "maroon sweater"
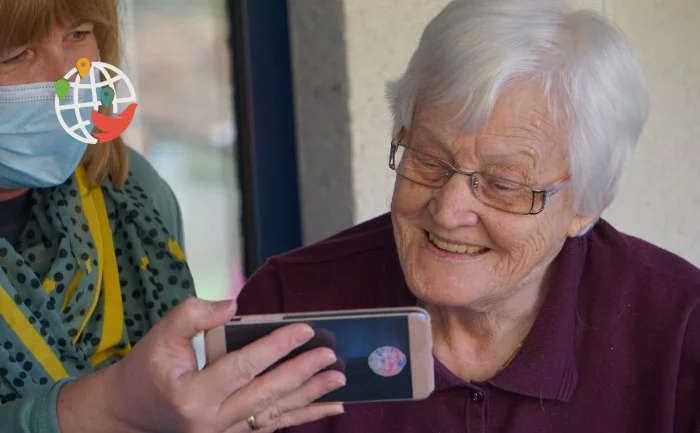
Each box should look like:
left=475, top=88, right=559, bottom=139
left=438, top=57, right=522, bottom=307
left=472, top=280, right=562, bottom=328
left=236, top=213, right=700, bottom=433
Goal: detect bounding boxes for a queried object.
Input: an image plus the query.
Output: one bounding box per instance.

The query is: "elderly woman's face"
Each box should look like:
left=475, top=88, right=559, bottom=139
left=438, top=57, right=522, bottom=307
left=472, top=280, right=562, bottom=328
left=391, top=83, right=591, bottom=310
left=0, top=20, right=98, bottom=85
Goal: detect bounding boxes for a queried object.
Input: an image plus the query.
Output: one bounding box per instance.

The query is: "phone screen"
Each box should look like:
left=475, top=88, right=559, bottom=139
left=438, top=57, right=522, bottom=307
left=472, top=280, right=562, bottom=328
left=224, top=315, right=414, bottom=403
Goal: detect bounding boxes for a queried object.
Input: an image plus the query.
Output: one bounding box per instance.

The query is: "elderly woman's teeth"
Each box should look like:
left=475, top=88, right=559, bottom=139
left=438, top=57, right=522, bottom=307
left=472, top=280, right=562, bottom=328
left=428, top=233, right=487, bottom=254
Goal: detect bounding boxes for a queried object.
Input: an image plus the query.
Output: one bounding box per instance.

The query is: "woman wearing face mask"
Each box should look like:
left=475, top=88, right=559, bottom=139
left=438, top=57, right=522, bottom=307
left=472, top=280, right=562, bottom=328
left=0, top=2, right=346, bottom=432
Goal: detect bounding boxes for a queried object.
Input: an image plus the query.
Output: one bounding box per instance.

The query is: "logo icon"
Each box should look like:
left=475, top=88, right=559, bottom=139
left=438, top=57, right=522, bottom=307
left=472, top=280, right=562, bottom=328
left=54, top=58, right=138, bottom=144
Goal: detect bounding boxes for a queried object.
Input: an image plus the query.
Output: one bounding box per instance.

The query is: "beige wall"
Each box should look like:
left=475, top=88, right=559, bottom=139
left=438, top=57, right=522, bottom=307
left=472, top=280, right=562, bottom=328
left=343, top=0, right=450, bottom=226
left=289, top=0, right=700, bottom=267
left=601, top=0, right=700, bottom=266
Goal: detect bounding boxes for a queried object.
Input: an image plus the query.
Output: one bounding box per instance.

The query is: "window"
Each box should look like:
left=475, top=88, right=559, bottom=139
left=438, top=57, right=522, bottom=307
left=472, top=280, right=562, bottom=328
left=120, top=0, right=244, bottom=300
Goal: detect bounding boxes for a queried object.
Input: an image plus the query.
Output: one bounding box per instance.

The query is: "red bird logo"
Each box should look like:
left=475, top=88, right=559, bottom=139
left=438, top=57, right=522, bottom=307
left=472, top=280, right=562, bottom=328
left=90, top=103, right=138, bottom=143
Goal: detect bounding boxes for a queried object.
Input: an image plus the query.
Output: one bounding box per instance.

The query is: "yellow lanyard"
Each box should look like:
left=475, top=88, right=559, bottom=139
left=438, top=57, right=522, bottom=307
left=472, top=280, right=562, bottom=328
left=0, top=165, right=131, bottom=381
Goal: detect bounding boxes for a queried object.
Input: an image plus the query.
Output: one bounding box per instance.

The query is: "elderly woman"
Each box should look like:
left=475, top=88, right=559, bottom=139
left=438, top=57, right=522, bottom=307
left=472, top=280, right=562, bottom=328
left=0, top=1, right=345, bottom=432
left=236, top=0, right=700, bottom=432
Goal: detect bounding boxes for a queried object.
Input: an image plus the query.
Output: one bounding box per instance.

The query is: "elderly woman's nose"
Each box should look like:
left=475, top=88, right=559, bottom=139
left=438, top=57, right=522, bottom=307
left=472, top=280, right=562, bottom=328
left=429, top=175, right=480, bottom=229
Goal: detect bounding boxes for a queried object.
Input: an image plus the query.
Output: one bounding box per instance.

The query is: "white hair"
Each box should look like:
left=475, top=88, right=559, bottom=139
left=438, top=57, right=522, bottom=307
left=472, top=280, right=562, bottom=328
left=387, top=0, right=649, bottom=226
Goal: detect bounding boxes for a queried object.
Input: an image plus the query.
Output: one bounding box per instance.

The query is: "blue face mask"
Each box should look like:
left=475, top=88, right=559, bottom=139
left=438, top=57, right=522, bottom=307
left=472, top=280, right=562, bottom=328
left=0, top=82, right=96, bottom=189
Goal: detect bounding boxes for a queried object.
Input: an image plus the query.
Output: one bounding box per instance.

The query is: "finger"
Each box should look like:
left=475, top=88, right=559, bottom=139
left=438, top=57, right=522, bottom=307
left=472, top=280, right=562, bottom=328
left=218, top=346, right=339, bottom=425
left=329, top=353, right=346, bottom=374
left=254, top=369, right=346, bottom=428
left=194, top=322, right=316, bottom=401
left=223, top=403, right=345, bottom=433
left=154, top=297, right=237, bottom=344
left=267, top=402, right=345, bottom=432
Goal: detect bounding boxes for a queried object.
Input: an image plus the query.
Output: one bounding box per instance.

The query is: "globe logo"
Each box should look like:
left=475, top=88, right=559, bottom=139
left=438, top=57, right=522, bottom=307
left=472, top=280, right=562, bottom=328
left=54, top=59, right=138, bottom=145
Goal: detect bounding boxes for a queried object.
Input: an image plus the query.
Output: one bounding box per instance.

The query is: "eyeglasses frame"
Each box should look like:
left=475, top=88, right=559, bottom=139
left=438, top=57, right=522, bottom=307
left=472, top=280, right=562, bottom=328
left=388, top=139, right=568, bottom=215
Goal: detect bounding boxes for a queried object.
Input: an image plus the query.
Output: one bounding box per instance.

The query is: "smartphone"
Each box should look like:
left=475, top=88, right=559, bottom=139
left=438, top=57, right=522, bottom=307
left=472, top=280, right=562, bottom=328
left=201, top=307, right=435, bottom=404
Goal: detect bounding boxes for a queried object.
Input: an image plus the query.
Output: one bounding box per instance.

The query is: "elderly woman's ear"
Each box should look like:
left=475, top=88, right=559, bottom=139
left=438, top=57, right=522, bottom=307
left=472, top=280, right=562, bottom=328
left=566, top=213, right=600, bottom=238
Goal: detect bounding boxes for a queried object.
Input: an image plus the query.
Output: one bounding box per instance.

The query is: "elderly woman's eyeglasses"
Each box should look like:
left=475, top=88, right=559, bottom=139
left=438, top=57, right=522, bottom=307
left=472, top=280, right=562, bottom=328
left=389, top=140, right=567, bottom=215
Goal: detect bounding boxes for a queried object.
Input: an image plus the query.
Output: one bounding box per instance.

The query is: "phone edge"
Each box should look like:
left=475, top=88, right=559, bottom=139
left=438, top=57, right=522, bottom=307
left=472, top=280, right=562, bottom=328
left=408, top=312, right=435, bottom=400
left=233, top=306, right=430, bottom=322
left=204, top=325, right=227, bottom=366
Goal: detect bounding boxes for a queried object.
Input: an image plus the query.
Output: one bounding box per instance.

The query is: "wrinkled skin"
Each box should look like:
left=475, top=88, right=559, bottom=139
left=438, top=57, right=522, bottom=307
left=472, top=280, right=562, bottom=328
left=391, top=82, right=596, bottom=380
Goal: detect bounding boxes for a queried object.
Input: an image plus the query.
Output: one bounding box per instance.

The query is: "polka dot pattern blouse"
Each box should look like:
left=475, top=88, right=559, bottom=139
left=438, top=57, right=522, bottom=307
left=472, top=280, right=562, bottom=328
left=0, top=168, right=196, bottom=403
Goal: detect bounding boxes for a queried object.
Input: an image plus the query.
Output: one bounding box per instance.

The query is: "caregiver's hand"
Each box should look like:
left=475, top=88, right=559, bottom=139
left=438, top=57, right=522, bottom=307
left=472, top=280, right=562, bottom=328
left=57, top=298, right=346, bottom=433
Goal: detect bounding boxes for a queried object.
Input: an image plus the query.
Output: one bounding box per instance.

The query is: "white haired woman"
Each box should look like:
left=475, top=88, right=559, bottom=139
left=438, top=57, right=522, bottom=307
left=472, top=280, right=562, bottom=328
left=236, top=0, right=700, bottom=432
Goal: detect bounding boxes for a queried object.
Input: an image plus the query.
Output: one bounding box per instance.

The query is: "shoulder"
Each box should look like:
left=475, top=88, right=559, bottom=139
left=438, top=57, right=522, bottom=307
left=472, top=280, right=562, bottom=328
left=123, top=147, right=186, bottom=248
left=598, top=222, right=700, bottom=423
left=236, top=213, right=408, bottom=314
left=587, top=219, right=700, bottom=289
left=577, top=221, right=700, bottom=428
left=581, top=218, right=700, bottom=330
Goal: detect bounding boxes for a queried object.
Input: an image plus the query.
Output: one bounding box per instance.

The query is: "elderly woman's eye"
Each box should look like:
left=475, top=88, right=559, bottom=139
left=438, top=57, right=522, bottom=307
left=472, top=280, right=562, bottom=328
left=493, top=182, right=518, bottom=191
left=411, top=151, right=444, bottom=167
left=418, top=158, right=443, bottom=168
left=406, top=154, right=448, bottom=182
left=482, top=177, right=522, bottom=194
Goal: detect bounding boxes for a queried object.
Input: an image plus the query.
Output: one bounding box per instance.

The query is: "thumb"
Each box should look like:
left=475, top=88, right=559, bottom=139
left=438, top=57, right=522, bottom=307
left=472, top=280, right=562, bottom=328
left=157, top=297, right=238, bottom=341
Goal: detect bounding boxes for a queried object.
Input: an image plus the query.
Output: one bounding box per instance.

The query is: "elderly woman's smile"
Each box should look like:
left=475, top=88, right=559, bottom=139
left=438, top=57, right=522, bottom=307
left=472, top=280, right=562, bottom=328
left=391, top=82, right=583, bottom=312
left=426, top=232, right=490, bottom=256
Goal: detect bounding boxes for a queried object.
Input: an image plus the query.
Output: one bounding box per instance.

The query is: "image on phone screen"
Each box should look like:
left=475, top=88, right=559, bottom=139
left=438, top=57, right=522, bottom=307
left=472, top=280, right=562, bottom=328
left=223, top=315, right=415, bottom=403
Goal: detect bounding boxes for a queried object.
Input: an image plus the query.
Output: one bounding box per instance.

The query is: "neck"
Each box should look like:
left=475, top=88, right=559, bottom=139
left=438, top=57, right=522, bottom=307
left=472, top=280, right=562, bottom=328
left=0, top=188, right=29, bottom=202
left=424, top=265, right=554, bottom=382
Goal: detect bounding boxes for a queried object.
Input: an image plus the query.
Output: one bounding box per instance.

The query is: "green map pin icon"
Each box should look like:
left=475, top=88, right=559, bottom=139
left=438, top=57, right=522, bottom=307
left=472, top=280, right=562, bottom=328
left=100, top=87, right=115, bottom=108
left=55, top=79, right=69, bottom=99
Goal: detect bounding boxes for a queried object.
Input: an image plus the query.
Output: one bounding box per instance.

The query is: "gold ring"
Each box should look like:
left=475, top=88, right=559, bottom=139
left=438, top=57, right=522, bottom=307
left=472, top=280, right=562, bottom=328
left=247, top=415, right=260, bottom=431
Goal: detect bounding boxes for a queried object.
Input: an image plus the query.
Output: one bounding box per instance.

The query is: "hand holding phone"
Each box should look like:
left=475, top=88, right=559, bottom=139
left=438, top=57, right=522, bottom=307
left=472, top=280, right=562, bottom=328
left=200, top=307, right=435, bottom=404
